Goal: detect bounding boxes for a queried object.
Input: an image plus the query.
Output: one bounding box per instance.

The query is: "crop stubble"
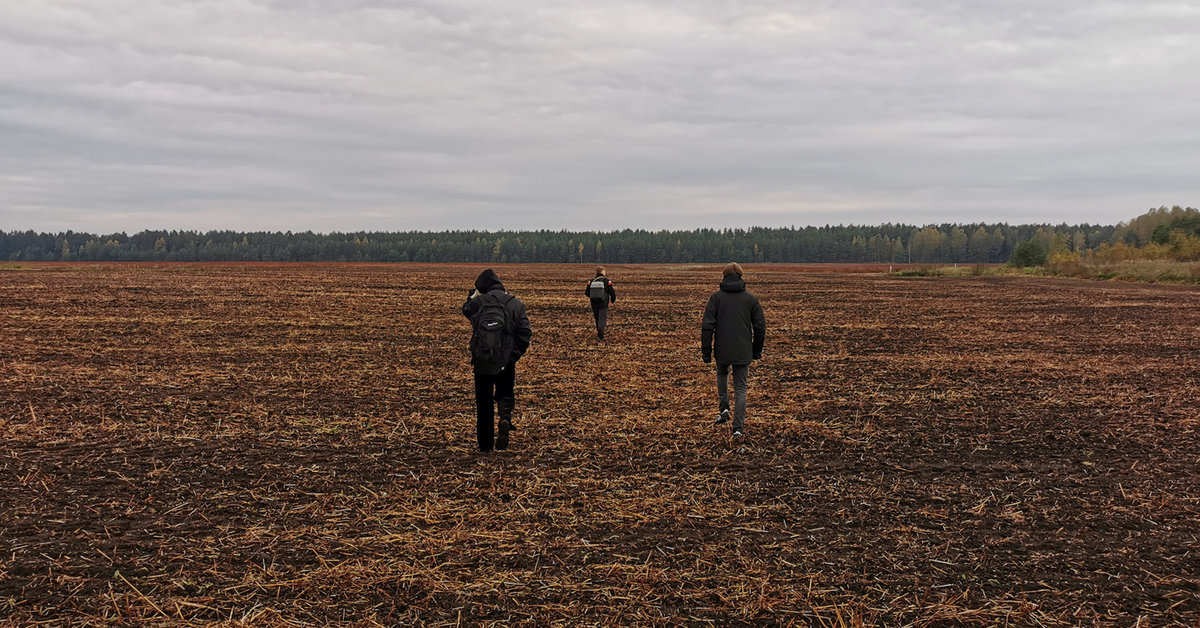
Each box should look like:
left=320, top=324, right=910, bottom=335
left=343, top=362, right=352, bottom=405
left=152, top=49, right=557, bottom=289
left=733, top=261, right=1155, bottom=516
left=1, top=263, right=1198, bottom=626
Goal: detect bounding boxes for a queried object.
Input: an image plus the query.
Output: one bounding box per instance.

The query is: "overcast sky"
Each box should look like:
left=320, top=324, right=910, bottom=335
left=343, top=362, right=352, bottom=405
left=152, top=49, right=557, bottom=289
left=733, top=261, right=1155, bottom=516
left=1, top=1, right=1197, bottom=233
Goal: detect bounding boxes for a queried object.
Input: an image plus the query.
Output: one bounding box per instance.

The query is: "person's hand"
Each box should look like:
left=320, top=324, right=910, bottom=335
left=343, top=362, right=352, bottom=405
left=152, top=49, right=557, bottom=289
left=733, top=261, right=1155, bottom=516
left=753, top=352, right=762, bottom=360
left=702, top=354, right=712, bottom=364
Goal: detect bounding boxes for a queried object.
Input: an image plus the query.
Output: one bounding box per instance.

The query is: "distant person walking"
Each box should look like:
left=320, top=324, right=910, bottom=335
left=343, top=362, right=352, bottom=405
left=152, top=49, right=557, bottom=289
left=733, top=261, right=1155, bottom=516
left=584, top=266, right=617, bottom=341
left=463, top=269, right=532, bottom=452
left=701, top=262, right=765, bottom=438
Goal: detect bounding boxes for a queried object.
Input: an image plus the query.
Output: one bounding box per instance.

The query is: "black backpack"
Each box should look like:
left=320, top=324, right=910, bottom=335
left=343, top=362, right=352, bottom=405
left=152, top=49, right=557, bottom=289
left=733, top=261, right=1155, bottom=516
left=587, top=277, right=607, bottom=299
left=470, top=292, right=513, bottom=375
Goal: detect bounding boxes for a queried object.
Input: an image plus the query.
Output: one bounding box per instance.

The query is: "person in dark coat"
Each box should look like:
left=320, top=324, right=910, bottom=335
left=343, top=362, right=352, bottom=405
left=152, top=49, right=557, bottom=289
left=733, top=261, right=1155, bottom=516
left=462, top=269, right=532, bottom=452
left=701, top=262, right=765, bottom=437
left=583, top=266, right=617, bottom=341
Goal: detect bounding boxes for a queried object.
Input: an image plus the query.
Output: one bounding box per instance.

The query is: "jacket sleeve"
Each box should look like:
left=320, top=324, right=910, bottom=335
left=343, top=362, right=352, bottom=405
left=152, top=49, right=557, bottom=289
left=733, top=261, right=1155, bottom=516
left=751, top=297, right=765, bottom=359
left=511, top=299, right=532, bottom=360
left=462, top=292, right=480, bottom=319
left=607, top=280, right=616, bottom=303
left=701, top=293, right=717, bottom=361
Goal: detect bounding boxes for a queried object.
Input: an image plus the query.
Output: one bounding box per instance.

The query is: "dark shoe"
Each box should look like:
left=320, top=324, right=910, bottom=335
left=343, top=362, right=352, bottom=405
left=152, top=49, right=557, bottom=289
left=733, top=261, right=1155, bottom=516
left=732, top=430, right=744, bottom=438
left=715, top=409, right=730, bottom=425
left=496, top=419, right=512, bottom=450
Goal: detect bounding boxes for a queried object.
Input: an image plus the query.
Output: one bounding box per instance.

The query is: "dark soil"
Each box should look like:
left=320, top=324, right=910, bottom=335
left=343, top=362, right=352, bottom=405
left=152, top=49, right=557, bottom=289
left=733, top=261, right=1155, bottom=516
left=1, top=263, right=1198, bottom=626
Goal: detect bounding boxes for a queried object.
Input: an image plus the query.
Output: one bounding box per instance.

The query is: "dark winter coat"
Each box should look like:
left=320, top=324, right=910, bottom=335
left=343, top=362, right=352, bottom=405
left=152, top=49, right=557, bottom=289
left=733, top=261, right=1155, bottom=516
left=584, top=275, right=617, bottom=307
left=462, top=269, right=532, bottom=370
left=701, top=275, right=765, bottom=366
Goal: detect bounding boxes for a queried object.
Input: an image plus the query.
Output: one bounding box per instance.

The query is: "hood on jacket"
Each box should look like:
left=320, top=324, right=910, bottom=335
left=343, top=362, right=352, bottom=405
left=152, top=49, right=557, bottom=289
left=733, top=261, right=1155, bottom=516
left=719, top=275, right=746, bottom=293
left=475, top=268, right=504, bottom=293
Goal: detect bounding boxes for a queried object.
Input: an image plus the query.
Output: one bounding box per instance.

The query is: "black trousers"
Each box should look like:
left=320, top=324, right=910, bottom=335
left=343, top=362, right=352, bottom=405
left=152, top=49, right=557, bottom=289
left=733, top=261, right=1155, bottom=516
left=474, top=363, right=515, bottom=452
left=591, top=302, right=609, bottom=338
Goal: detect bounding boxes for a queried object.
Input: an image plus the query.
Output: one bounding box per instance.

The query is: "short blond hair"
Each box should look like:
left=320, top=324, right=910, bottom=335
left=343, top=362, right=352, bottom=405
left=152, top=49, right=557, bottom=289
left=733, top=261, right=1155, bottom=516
left=722, top=262, right=743, bottom=277
left=595, top=266, right=605, bottom=276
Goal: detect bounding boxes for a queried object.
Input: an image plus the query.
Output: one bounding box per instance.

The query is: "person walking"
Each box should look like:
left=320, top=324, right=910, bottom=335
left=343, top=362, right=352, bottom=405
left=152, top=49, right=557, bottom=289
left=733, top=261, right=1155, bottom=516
left=701, top=262, right=765, bottom=438
left=584, top=266, right=617, bottom=341
left=462, top=269, right=532, bottom=452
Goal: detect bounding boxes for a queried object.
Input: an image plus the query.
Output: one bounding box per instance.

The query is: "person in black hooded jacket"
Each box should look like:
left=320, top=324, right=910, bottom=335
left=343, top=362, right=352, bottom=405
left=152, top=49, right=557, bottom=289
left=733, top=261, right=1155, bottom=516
left=583, top=266, right=617, bottom=341
left=701, top=262, right=765, bottom=437
left=462, top=269, right=532, bottom=452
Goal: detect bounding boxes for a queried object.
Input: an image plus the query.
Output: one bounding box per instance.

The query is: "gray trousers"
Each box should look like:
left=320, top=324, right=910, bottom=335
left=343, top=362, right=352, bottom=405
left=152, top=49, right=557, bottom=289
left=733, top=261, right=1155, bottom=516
left=716, top=363, right=749, bottom=432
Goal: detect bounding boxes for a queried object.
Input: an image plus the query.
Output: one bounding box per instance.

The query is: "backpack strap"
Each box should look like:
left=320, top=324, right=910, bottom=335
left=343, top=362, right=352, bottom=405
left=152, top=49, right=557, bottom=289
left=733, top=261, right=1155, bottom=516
left=491, top=292, right=516, bottom=331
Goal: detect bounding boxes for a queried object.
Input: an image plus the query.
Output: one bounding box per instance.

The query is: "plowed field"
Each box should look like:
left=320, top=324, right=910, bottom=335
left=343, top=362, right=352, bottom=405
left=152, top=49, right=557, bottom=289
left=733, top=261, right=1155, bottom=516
left=2, top=263, right=1198, bottom=626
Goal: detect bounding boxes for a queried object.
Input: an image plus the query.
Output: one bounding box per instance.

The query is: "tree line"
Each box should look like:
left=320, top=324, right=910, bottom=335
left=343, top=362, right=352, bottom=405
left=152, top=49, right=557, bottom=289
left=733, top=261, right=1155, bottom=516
left=1005, top=206, right=1200, bottom=267
left=2, top=209, right=1193, bottom=264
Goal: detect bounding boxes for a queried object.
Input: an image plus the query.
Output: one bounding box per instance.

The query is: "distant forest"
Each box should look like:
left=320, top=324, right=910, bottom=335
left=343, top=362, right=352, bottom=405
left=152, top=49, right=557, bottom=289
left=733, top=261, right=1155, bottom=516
left=2, top=207, right=1195, bottom=264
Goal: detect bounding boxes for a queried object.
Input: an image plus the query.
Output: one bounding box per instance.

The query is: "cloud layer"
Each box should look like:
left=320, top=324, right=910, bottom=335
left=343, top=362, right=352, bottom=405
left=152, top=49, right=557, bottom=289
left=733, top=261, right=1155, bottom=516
left=2, top=1, right=1198, bottom=232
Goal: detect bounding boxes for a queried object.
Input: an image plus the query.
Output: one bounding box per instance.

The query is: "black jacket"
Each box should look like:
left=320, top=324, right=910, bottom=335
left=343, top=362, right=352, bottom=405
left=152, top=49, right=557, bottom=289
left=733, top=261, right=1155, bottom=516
left=701, top=275, right=765, bottom=366
left=584, top=275, right=617, bottom=307
left=462, top=269, right=532, bottom=368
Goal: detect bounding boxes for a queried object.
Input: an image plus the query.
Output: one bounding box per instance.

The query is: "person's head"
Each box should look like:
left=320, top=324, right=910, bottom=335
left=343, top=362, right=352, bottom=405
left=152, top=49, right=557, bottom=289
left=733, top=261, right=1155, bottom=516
left=475, top=268, right=503, bottom=292
left=595, top=265, right=605, bottom=276
left=722, top=262, right=743, bottom=278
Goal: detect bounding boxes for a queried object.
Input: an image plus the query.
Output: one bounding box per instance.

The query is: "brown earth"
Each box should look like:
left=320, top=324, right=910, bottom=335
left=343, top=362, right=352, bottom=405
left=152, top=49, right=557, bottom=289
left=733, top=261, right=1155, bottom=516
left=1, top=263, right=1198, bottom=626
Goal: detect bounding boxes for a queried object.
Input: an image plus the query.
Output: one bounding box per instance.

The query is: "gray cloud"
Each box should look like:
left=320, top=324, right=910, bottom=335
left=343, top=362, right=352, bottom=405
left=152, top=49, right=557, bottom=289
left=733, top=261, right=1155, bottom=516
left=1, top=0, right=1197, bottom=232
